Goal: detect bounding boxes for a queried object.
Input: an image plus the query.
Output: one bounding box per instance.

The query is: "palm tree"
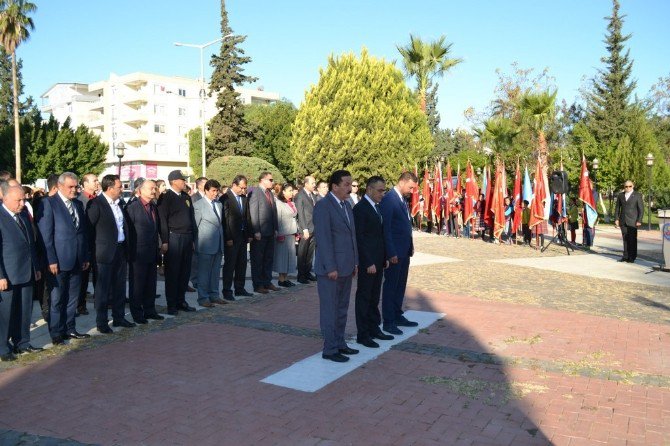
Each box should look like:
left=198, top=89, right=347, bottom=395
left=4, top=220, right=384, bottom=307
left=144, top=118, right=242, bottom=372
left=476, top=117, right=520, bottom=154
left=0, top=0, right=36, bottom=182
left=517, top=89, right=557, bottom=170
left=397, top=34, right=462, bottom=112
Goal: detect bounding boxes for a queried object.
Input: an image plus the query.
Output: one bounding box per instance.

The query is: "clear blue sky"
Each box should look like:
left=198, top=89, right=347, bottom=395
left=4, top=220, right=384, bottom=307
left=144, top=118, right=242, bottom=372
left=20, top=0, right=670, bottom=130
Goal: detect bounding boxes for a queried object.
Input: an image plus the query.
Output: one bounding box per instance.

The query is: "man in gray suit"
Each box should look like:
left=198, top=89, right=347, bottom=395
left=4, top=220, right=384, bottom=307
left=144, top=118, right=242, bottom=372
left=0, top=185, right=42, bottom=361
left=193, top=179, right=226, bottom=307
left=248, top=171, right=279, bottom=294
left=614, top=180, right=644, bottom=263
left=313, top=170, right=359, bottom=362
left=189, top=176, right=208, bottom=292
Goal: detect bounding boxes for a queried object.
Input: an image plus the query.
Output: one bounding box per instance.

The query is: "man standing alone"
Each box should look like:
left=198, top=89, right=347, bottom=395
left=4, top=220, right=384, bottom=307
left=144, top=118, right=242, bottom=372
left=380, top=172, right=418, bottom=335
left=313, top=170, right=359, bottom=362
left=615, top=180, right=644, bottom=263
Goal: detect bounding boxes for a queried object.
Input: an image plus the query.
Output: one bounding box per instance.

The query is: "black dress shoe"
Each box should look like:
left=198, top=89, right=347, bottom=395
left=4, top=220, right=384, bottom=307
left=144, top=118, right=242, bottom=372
left=222, top=293, right=236, bottom=301
left=322, top=353, right=349, bottom=362
left=357, top=338, right=380, bottom=348
left=77, top=307, right=89, bottom=315
left=133, top=318, right=149, bottom=325
left=0, top=353, right=16, bottom=362
left=383, top=325, right=403, bottom=335
left=372, top=332, right=395, bottom=341
left=278, top=280, right=292, bottom=287
left=235, top=290, right=253, bottom=297
left=396, top=317, right=419, bottom=327
left=297, top=278, right=310, bottom=284
left=308, top=274, right=317, bottom=281
left=51, top=336, right=65, bottom=345
left=178, top=303, right=196, bottom=312
left=167, top=309, right=179, bottom=316
left=145, top=313, right=165, bottom=320
left=285, top=280, right=296, bottom=287
left=18, top=345, right=44, bottom=354
left=97, top=325, right=113, bottom=334
left=626, top=259, right=635, bottom=263
left=113, top=319, right=136, bottom=328
left=186, top=286, right=197, bottom=292
left=66, top=331, right=91, bottom=339
left=618, top=258, right=628, bottom=262
left=339, top=346, right=359, bottom=355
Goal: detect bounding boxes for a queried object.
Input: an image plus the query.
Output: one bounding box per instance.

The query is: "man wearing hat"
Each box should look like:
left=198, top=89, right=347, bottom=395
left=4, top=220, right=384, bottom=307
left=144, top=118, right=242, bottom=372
left=157, top=170, right=197, bottom=315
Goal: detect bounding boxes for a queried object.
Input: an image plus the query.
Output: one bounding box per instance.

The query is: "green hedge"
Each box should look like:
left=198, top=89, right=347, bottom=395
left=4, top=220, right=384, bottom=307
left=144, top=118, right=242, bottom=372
left=207, top=155, right=285, bottom=186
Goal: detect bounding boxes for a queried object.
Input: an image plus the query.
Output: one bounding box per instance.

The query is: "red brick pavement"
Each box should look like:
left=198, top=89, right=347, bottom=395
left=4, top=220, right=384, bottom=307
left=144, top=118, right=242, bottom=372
left=0, top=284, right=667, bottom=445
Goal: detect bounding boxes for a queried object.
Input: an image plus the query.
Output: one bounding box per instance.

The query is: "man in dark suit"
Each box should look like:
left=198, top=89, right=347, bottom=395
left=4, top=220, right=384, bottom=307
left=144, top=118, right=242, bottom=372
left=86, top=174, right=135, bottom=332
left=615, top=180, right=644, bottom=263
left=157, top=170, right=197, bottom=315
left=353, top=176, right=394, bottom=348
left=221, top=175, right=252, bottom=300
left=248, top=171, right=279, bottom=294
left=36, top=172, right=91, bottom=344
left=126, top=179, right=164, bottom=322
left=0, top=185, right=42, bottom=361
left=380, top=171, right=418, bottom=335
left=295, top=175, right=318, bottom=284
left=314, top=169, right=359, bottom=363
left=75, top=173, right=99, bottom=316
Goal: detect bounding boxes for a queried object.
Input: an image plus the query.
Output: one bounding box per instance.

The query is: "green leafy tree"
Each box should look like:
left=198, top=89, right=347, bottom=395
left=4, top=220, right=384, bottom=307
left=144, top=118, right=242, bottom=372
left=207, top=155, right=284, bottom=186
left=397, top=34, right=462, bottom=112
left=425, top=80, right=440, bottom=134
left=0, top=46, right=31, bottom=125
left=245, top=100, right=297, bottom=179
left=432, top=128, right=478, bottom=160
left=517, top=89, right=557, bottom=170
left=207, top=0, right=257, bottom=160
left=0, top=0, right=36, bottom=182
left=585, top=0, right=636, bottom=148
left=188, top=127, right=203, bottom=178
left=291, top=49, right=433, bottom=183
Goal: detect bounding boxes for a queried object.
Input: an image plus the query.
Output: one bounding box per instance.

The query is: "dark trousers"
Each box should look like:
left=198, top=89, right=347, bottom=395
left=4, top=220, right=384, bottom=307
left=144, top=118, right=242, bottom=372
left=165, top=232, right=193, bottom=310
left=77, top=262, right=96, bottom=310
left=621, top=225, right=638, bottom=261
left=382, top=256, right=410, bottom=327
left=296, top=236, right=316, bottom=280
left=129, top=260, right=158, bottom=319
left=222, top=238, right=248, bottom=294
left=94, top=243, right=127, bottom=327
left=355, top=268, right=383, bottom=341
left=35, top=268, right=49, bottom=322
left=5, top=282, right=34, bottom=351
left=250, top=235, right=274, bottom=288
left=522, top=224, right=531, bottom=244
left=49, top=268, right=81, bottom=338
left=317, top=274, right=352, bottom=355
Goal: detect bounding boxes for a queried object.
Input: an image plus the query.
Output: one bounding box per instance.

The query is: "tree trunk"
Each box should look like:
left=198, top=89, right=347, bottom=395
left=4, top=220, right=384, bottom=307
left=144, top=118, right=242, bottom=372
left=538, top=130, right=548, bottom=174
left=11, top=51, right=21, bottom=183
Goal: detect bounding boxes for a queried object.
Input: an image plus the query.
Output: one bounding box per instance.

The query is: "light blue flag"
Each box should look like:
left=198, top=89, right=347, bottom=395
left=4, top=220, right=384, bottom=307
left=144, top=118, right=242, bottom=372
left=522, top=166, right=533, bottom=205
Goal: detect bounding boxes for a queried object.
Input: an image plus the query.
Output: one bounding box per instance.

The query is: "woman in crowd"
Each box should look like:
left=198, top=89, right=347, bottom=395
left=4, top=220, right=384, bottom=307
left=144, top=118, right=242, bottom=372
left=273, top=183, right=298, bottom=287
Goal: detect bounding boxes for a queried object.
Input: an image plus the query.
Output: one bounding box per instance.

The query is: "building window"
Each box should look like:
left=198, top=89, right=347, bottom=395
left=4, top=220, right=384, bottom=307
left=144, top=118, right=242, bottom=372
left=154, top=143, right=167, bottom=154
left=178, top=107, right=186, bottom=116
left=154, top=84, right=166, bottom=94
left=178, top=88, right=186, bottom=97
left=178, top=144, right=188, bottom=155
left=154, top=104, right=165, bottom=115
left=178, top=126, right=186, bottom=137
left=154, top=124, right=165, bottom=133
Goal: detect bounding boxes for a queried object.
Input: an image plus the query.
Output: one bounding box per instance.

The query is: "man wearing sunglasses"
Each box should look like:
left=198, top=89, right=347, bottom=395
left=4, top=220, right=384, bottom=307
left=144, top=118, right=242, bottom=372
left=614, top=180, right=644, bottom=263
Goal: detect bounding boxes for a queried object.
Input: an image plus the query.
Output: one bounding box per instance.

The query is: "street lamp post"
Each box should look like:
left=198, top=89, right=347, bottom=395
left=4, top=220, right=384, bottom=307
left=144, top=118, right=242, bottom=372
left=174, top=34, right=233, bottom=178
left=116, top=142, right=125, bottom=178
left=646, top=153, right=655, bottom=230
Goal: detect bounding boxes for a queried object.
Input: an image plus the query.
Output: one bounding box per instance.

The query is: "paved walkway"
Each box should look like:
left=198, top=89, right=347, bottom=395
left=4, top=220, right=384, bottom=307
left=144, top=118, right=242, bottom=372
left=0, top=232, right=668, bottom=445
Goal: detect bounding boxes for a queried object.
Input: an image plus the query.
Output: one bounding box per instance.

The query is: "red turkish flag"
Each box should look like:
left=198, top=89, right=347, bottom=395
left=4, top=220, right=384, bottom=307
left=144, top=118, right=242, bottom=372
left=529, top=158, right=547, bottom=229
left=422, top=167, right=431, bottom=220
left=512, top=161, right=522, bottom=233
left=491, top=162, right=506, bottom=239
left=410, top=164, right=420, bottom=217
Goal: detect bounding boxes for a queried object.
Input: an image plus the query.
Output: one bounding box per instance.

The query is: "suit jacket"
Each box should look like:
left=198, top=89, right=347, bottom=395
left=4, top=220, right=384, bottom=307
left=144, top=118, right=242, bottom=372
left=191, top=191, right=203, bottom=203
left=36, top=194, right=89, bottom=271
left=353, top=198, right=385, bottom=270
left=0, top=207, right=40, bottom=285
left=126, top=198, right=160, bottom=264
left=313, top=193, right=358, bottom=276
left=379, top=187, right=413, bottom=260
left=76, top=191, right=96, bottom=212
left=193, top=197, right=225, bottom=254
left=221, top=190, right=249, bottom=242
left=248, top=186, right=278, bottom=237
left=615, top=190, right=644, bottom=227
left=86, top=194, right=130, bottom=264
left=294, top=188, right=316, bottom=233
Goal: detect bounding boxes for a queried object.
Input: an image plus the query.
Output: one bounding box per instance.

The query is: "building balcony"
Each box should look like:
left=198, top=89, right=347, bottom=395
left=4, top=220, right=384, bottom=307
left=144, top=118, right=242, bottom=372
left=120, top=131, right=149, bottom=147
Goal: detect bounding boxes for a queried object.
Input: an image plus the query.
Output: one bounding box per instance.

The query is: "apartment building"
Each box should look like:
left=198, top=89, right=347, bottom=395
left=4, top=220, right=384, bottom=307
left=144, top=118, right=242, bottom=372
left=40, top=72, right=280, bottom=183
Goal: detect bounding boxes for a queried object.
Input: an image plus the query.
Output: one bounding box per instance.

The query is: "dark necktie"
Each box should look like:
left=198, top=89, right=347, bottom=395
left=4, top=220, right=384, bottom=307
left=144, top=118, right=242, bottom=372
left=212, top=200, right=220, bottom=222
left=265, top=189, right=273, bottom=206
left=65, top=199, right=79, bottom=228
left=374, top=203, right=383, bottom=223
left=237, top=195, right=243, bottom=213
left=340, top=201, right=350, bottom=225
left=15, top=214, right=28, bottom=240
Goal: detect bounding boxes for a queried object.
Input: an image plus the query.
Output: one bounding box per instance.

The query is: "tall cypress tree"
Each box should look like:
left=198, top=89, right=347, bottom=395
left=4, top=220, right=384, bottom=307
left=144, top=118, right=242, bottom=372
left=207, top=0, right=257, bottom=159
left=0, top=47, right=31, bottom=126
left=425, top=80, right=441, bottom=135
left=585, top=0, right=636, bottom=148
